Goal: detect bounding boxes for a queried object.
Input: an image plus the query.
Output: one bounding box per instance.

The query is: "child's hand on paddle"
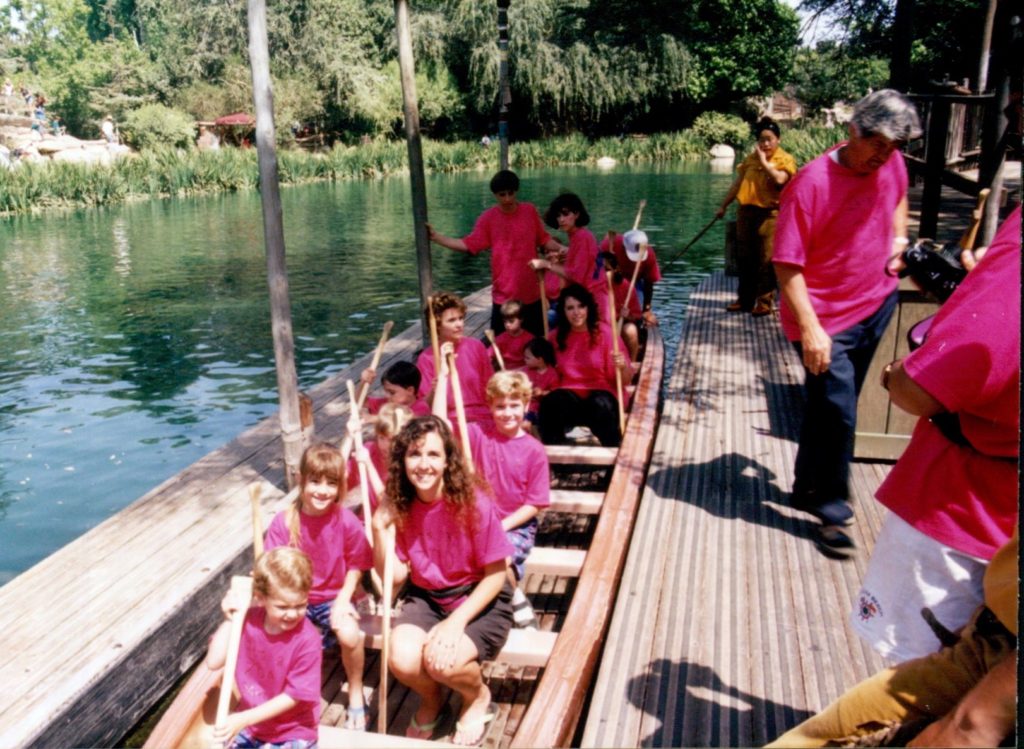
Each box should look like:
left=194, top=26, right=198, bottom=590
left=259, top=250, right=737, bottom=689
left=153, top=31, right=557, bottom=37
left=212, top=713, right=245, bottom=748
left=360, top=367, right=376, bottom=386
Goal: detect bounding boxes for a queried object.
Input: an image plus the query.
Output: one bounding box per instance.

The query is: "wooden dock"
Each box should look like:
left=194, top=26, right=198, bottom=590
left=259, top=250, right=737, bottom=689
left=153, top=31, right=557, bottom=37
left=582, top=272, right=891, bottom=747
left=0, top=289, right=491, bottom=749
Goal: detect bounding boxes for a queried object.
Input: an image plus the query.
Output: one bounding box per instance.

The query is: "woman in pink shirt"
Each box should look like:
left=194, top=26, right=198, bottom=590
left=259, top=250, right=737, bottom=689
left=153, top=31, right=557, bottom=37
left=372, top=416, right=513, bottom=745
left=538, top=283, right=632, bottom=447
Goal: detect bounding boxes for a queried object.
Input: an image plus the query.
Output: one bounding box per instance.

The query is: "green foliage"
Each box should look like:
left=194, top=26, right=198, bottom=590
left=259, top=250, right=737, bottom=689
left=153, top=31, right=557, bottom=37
left=121, top=103, right=196, bottom=150
left=790, top=43, right=888, bottom=115
left=778, top=124, right=846, bottom=165
left=690, top=111, right=751, bottom=150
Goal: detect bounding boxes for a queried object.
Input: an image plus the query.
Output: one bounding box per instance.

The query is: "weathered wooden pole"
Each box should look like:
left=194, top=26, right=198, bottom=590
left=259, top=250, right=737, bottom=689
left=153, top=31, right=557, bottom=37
left=497, top=0, right=512, bottom=170
left=247, top=0, right=306, bottom=487
left=976, top=0, right=998, bottom=93
left=394, top=0, right=434, bottom=346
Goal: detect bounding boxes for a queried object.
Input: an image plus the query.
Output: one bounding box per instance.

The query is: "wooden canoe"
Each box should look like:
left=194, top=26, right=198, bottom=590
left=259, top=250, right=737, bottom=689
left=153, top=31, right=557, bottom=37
left=144, top=326, right=664, bottom=749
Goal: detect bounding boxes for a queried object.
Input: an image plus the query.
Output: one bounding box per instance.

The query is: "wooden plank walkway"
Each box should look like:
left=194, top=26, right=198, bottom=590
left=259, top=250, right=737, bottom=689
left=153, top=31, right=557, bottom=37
left=582, top=272, right=890, bottom=748
left=0, top=290, right=493, bottom=749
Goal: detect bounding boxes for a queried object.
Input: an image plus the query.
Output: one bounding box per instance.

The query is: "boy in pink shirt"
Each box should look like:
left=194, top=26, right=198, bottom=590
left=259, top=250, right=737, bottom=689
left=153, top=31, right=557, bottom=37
left=490, top=299, right=534, bottom=370
left=426, top=170, right=563, bottom=337
left=359, top=360, right=431, bottom=422
left=522, top=337, right=559, bottom=427
left=208, top=547, right=321, bottom=748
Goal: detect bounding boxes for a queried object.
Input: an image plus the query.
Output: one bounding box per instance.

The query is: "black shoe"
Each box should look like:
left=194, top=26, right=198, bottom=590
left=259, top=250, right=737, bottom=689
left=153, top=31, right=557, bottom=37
left=814, top=525, right=855, bottom=559
left=791, top=492, right=854, bottom=527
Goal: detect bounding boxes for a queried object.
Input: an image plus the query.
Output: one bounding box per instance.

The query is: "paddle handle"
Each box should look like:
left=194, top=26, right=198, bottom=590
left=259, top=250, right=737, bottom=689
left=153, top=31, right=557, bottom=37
left=618, top=251, right=645, bottom=336
left=485, top=329, right=506, bottom=371
left=605, top=271, right=626, bottom=434
left=446, top=350, right=475, bottom=474
left=248, top=484, right=263, bottom=563
left=536, top=269, right=550, bottom=338
left=959, top=188, right=990, bottom=251
left=357, top=321, right=394, bottom=410
left=379, top=524, right=395, bottom=734
left=427, top=297, right=441, bottom=384
left=631, top=199, right=647, bottom=232
left=346, top=380, right=375, bottom=547
left=215, top=576, right=253, bottom=740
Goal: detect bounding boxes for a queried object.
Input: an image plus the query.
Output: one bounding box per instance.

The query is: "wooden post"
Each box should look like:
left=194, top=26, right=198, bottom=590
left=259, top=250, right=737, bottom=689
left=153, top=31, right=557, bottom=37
left=496, top=0, right=512, bottom=170
left=394, top=0, right=434, bottom=348
left=246, top=0, right=305, bottom=488
left=920, top=95, right=951, bottom=239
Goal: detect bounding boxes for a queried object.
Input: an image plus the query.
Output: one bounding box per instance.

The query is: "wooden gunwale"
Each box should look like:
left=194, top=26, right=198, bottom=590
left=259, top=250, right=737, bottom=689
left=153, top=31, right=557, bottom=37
left=142, top=325, right=664, bottom=749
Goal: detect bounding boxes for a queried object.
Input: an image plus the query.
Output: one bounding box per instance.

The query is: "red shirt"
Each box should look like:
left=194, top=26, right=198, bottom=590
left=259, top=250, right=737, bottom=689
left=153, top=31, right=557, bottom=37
left=492, top=329, right=534, bottom=370
left=467, top=422, right=550, bottom=519
left=462, top=202, right=552, bottom=304
left=601, top=233, right=662, bottom=292
left=548, top=323, right=632, bottom=398
left=417, top=336, right=494, bottom=423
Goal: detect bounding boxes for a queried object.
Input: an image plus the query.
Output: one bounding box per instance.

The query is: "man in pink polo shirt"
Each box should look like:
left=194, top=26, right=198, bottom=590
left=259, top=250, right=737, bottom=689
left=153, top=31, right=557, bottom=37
left=427, top=170, right=564, bottom=337
left=773, top=89, right=922, bottom=555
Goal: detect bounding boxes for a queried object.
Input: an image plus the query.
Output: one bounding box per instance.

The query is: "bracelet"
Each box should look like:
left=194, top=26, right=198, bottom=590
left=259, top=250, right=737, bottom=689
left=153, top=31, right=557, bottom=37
left=893, top=237, right=910, bottom=246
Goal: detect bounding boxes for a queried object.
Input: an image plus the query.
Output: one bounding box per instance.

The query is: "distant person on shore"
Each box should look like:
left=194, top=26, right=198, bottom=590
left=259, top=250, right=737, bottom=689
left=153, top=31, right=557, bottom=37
left=426, top=169, right=563, bottom=337
left=197, top=124, right=220, bottom=151
left=208, top=547, right=322, bottom=748
left=772, top=89, right=921, bottom=555
left=716, top=117, right=797, bottom=316
left=850, top=205, right=1020, bottom=663
left=101, top=115, right=116, bottom=144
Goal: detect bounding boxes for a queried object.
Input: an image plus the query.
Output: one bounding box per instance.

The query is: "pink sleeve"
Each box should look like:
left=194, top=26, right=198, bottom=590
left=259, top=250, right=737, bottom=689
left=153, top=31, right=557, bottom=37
left=528, top=203, right=552, bottom=246
left=772, top=173, right=813, bottom=268
left=462, top=209, right=493, bottom=254
left=263, top=511, right=289, bottom=551
left=341, top=508, right=374, bottom=571
left=524, top=440, right=551, bottom=508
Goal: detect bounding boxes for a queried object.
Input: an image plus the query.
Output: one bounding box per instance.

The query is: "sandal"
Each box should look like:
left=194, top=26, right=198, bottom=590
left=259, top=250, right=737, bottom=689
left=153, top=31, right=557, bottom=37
left=452, top=704, right=497, bottom=747
left=405, top=707, right=447, bottom=740
left=344, top=705, right=367, bottom=731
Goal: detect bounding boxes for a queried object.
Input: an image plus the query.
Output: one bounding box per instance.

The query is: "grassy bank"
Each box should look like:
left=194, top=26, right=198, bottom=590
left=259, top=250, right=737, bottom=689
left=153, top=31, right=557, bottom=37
left=0, top=125, right=844, bottom=214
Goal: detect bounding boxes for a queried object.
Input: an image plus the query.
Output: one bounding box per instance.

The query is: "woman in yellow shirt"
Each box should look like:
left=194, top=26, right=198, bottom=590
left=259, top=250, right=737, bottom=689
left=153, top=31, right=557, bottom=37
left=716, top=118, right=797, bottom=316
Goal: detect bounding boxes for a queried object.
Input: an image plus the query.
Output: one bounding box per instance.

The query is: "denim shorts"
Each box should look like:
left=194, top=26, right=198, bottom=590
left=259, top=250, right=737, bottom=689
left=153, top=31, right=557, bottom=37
left=507, top=519, right=538, bottom=581
left=305, top=599, right=339, bottom=651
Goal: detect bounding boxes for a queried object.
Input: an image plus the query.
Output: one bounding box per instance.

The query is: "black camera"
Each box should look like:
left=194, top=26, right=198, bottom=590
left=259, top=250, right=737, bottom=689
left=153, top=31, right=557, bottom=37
left=898, top=238, right=967, bottom=302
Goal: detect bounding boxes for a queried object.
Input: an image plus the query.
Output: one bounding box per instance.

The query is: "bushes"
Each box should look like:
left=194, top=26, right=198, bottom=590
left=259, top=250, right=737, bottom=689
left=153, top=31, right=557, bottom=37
left=122, top=104, right=196, bottom=150
left=690, top=111, right=751, bottom=150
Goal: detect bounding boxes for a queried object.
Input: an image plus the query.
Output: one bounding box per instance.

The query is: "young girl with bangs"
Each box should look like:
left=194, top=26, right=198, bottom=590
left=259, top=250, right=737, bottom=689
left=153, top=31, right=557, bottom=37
left=372, top=416, right=513, bottom=746
left=263, top=442, right=374, bottom=731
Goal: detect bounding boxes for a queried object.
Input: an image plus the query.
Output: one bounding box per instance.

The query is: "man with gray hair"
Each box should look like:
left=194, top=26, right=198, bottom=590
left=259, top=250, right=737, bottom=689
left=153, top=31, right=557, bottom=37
left=772, top=89, right=922, bottom=555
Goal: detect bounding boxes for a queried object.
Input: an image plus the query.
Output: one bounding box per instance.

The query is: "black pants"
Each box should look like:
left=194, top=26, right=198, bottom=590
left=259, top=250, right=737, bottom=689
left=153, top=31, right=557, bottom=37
left=538, top=388, right=622, bottom=447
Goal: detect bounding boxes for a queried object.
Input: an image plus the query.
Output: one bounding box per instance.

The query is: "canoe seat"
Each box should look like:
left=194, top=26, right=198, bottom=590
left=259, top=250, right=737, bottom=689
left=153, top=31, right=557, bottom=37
left=360, top=618, right=557, bottom=668
left=523, top=546, right=586, bottom=577
left=547, top=489, right=603, bottom=514
left=320, top=724, right=458, bottom=748
left=544, top=444, right=617, bottom=465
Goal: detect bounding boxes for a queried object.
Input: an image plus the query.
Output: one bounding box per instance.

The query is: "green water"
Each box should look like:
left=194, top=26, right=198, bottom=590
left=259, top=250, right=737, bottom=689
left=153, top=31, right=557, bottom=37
left=0, top=162, right=733, bottom=584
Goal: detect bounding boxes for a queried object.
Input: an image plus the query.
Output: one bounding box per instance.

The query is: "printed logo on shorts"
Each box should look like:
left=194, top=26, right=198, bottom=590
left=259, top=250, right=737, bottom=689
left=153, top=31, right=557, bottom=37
left=857, top=592, right=883, bottom=622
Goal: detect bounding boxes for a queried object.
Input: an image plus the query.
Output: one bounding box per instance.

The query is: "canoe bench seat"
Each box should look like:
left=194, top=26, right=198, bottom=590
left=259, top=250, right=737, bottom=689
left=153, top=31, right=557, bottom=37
left=547, top=489, right=603, bottom=514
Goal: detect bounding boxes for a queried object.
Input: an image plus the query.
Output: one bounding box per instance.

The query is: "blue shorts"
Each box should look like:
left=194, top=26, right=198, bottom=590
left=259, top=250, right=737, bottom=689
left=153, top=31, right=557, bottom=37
left=231, top=729, right=317, bottom=749
left=305, top=600, right=339, bottom=651
left=507, top=519, right=538, bottom=581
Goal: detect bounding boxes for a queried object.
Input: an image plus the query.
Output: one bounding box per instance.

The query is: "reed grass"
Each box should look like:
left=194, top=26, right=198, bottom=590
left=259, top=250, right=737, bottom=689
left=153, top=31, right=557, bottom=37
left=0, top=124, right=846, bottom=214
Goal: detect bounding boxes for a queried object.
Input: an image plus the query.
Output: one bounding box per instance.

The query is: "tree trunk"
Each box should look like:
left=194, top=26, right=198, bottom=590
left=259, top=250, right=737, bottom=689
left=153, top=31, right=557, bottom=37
left=889, top=0, right=915, bottom=91
left=247, top=0, right=306, bottom=487
left=497, top=0, right=512, bottom=170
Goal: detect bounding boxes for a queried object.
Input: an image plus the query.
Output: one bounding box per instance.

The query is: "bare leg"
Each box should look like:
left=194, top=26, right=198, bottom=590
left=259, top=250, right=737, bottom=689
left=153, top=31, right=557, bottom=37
left=389, top=624, right=445, bottom=727
left=336, top=615, right=366, bottom=711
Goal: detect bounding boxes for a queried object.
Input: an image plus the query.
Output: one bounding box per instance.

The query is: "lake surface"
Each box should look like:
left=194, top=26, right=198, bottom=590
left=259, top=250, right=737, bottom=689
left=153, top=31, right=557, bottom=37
left=0, top=161, right=733, bottom=584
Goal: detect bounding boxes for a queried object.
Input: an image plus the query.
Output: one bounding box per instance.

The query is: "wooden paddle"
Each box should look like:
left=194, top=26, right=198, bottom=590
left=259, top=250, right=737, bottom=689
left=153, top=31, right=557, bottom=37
left=959, top=188, right=990, bottom=252
left=379, top=524, right=396, bottom=734
left=537, top=269, right=550, bottom=338
left=605, top=271, right=626, bottom=434
left=345, top=380, right=376, bottom=547
left=427, top=296, right=441, bottom=383
left=356, top=321, right=394, bottom=410
left=484, top=329, right=506, bottom=370
left=631, top=199, right=647, bottom=231
left=248, top=483, right=264, bottom=562
left=445, top=348, right=475, bottom=475
left=618, top=240, right=649, bottom=336
left=214, top=575, right=253, bottom=748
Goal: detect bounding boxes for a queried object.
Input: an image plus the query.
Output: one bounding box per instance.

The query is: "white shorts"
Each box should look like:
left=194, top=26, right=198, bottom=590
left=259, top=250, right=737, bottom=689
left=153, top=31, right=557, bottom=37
left=851, top=512, right=987, bottom=663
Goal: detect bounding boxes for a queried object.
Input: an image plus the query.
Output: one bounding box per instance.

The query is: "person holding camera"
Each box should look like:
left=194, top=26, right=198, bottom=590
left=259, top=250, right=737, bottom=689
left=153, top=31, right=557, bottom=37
left=852, top=204, right=1019, bottom=662
left=772, top=89, right=921, bottom=554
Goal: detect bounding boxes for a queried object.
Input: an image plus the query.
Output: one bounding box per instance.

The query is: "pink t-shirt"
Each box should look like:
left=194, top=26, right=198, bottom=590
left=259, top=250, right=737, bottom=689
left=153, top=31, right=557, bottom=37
left=462, top=202, right=552, bottom=304
left=548, top=323, right=631, bottom=398
left=601, top=234, right=663, bottom=289
left=234, top=608, right=321, bottom=743
left=875, top=206, right=1021, bottom=560
left=773, top=144, right=907, bottom=340
left=525, top=366, right=560, bottom=414
left=417, top=336, right=494, bottom=423
left=264, top=506, right=373, bottom=604
left=543, top=267, right=562, bottom=302
left=346, top=440, right=389, bottom=512
left=395, top=491, right=514, bottom=611
left=466, top=422, right=550, bottom=519
left=492, top=329, right=534, bottom=370
left=611, top=274, right=642, bottom=321
left=365, top=395, right=430, bottom=417
left=564, top=228, right=608, bottom=319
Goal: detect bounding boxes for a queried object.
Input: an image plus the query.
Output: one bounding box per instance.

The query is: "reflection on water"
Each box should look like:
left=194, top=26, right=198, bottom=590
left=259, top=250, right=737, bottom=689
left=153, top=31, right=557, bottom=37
left=0, top=163, right=731, bottom=583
